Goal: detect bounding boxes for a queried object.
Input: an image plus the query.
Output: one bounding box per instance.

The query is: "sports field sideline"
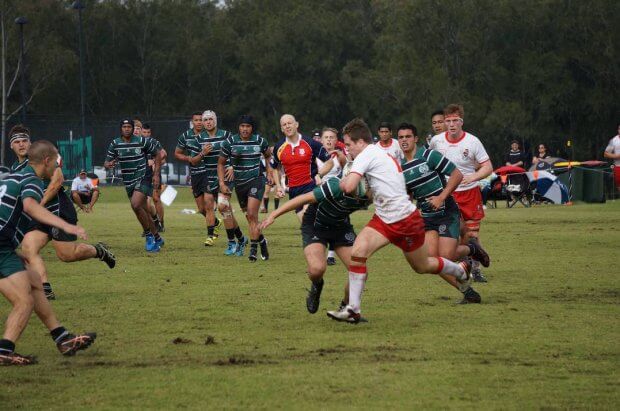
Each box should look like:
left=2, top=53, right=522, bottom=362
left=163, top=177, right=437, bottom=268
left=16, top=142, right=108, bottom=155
left=1, top=186, right=618, bottom=409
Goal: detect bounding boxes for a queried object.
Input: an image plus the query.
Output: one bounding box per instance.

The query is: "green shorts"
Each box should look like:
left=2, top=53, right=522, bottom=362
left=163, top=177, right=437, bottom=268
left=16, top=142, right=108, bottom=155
left=0, top=249, right=25, bottom=278
left=235, top=176, right=266, bottom=210
left=125, top=175, right=153, bottom=198
left=422, top=202, right=461, bottom=239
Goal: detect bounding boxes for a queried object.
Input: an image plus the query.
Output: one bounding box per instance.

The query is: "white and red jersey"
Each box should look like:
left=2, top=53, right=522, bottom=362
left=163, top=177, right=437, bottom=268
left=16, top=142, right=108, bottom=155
left=316, top=151, right=341, bottom=179
left=429, top=131, right=490, bottom=191
left=350, top=144, right=415, bottom=223
left=375, top=138, right=403, bottom=162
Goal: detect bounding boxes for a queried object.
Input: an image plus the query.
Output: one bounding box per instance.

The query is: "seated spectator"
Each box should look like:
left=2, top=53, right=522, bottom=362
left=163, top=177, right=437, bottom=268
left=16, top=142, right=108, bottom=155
left=71, top=169, right=99, bottom=212
left=505, top=140, right=525, bottom=167
left=532, top=143, right=550, bottom=165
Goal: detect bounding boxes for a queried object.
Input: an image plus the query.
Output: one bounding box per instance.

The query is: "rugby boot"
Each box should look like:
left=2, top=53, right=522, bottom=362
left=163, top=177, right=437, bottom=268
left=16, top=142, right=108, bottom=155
left=56, top=332, right=97, bottom=356
left=327, top=305, right=362, bottom=324
left=458, top=287, right=482, bottom=304
left=0, top=352, right=37, bottom=366
left=235, top=237, right=248, bottom=257
left=468, top=238, right=490, bottom=267
left=224, top=241, right=237, bottom=256
left=259, top=237, right=269, bottom=261
left=145, top=235, right=160, bottom=253
left=45, top=289, right=57, bottom=300
left=213, top=218, right=222, bottom=237
left=248, top=247, right=258, bottom=262
left=95, top=242, right=116, bottom=269
left=306, top=278, right=324, bottom=314
left=155, top=235, right=165, bottom=248
left=204, top=236, right=217, bottom=247
left=326, top=256, right=337, bottom=266
left=471, top=260, right=488, bottom=283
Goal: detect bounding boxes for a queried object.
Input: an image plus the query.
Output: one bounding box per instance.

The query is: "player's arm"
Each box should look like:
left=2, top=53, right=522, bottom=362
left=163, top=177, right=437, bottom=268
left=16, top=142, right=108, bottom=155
left=340, top=172, right=362, bottom=195
left=316, top=158, right=334, bottom=184
left=462, top=160, right=493, bottom=185
left=217, top=156, right=231, bottom=194
left=259, top=191, right=317, bottom=231
left=40, top=167, right=64, bottom=206
left=104, top=143, right=117, bottom=169
left=427, top=168, right=463, bottom=210
left=23, top=197, right=87, bottom=240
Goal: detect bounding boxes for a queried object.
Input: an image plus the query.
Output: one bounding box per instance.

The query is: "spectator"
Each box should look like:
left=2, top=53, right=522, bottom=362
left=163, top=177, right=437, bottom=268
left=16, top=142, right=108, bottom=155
left=71, top=169, right=99, bottom=212
left=604, top=122, right=620, bottom=191
left=532, top=143, right=550, bottom=165
left=505, top=140, right=524, bottom=167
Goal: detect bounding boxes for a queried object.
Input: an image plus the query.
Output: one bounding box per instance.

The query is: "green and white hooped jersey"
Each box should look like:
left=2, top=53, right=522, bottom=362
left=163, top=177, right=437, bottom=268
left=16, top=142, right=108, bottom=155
left=105, top=136, right=161, bottom=188
left=401, top=148, right=457, bottom=218
left=312, top=177, right=370, bottom=230
left=220, top=133, right=269, bottom=185
left=0, top=165, right=45, bottom=247
left=203, top=129, right=232, bottom=178
left=176, top=128, right=209, bottom=175
left=10, top=158, right=29, bottom=172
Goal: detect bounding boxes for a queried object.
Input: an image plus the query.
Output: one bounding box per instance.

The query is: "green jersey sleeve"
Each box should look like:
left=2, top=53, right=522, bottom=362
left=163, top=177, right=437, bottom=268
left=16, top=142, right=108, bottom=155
left=220, top=138, right=232, bottom=159
left=426, top=149, right=456, bottom=177
left=105, top=140, right=117, bottom=162
left=21, top=176, right=44, bottom=202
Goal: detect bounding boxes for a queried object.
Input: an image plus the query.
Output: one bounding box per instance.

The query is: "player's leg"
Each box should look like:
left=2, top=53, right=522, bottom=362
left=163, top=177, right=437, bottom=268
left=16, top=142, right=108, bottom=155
left=245, top=196, right=262, bottom=262
left=20, top=229, right=56, bottom=299
left=203, top=193, right=220, bottom=246
left=218, top=193, right=245, bottom=255
left=0, top=270, right=35, bottom=349
left=152, top=184, right=164, bottom=230
left=334, top=244, right=353, bottom=307
left=304, top=242, right=327, bottom=313
left=147, top=196, right=161, bottom=232
left=130, top=190, right=161, bottom=252
left=402, top=242, right=469, bottom=281
left=328, top=225, right=390, bottom=322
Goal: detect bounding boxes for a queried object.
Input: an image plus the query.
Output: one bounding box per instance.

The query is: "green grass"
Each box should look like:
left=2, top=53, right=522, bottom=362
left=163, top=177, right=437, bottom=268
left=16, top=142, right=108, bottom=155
left=1, top=187, right=619, bottom=409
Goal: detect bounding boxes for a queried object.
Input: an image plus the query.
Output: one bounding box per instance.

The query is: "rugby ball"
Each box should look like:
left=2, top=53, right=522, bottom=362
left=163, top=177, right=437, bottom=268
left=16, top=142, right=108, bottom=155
left=342, top=162, right=370, bottom=198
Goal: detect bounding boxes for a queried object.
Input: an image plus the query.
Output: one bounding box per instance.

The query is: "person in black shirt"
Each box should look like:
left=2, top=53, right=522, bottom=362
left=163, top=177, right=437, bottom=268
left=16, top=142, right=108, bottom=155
left=505, top=140, right=524, bottom=167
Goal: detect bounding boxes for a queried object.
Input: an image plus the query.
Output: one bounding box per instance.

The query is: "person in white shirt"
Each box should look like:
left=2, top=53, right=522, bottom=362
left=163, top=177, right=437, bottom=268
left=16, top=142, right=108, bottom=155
left=326, top=118, right=471, bottom=323
left=429, top=104, right=493, bottom=282
left=603, top=123, right=620, bottom=191
left=375, top=122, right=403, bottom=162
left=71, top=169, right=99, bottom=212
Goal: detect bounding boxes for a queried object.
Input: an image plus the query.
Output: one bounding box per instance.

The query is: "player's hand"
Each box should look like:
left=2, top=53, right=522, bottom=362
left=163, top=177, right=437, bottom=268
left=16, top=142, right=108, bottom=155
left=84, top=204, right=91, bottom=213
left=220, top=182, right=231, bottom=195
left=427, top=196, right=444, bottom=210
left=148, top=159, right=154, bottom=167
left=104, top=160, right=116, bottom=169
left=259, top=215, right=275, bottom=231
left=64, top=224, right=88, bottom=240
left=275, top=187, right=286, bottom=198
left=461, top=175, right=477, bottom=185
left=225, top=166, right=234, bottom=181
left=202, top=143, right=212, bottom=155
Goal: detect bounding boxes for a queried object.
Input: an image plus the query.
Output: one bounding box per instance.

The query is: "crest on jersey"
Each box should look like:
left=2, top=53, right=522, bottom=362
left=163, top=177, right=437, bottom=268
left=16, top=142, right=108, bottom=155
left=253, top=146, right=260, bottom=152
left=462, top=149, right=469, bottom=159
left=419, top=164, right=430, bottom=174
left=299, top=148, right=306, bottom=155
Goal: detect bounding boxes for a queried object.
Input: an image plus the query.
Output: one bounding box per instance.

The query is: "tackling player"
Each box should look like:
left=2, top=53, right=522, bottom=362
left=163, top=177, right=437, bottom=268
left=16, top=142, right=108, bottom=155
left=429, top=104, right=493, bottom=282
left=327, top=119, right=471, bottom=323
left=218, top=115, right=275, bottom=262
left=0, top=141, right=96, bottom=365
left=104, top=119, right=164, bottom=252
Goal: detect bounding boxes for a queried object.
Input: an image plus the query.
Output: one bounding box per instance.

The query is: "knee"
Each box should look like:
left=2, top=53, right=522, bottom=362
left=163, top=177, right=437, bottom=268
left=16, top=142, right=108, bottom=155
left=307, top=261, right=326, bottom=277
left=55, top=247, right=75, bottom=262
left=130, top=201, right=141, bottom=212
left=21, top=242, right=37, bottom=258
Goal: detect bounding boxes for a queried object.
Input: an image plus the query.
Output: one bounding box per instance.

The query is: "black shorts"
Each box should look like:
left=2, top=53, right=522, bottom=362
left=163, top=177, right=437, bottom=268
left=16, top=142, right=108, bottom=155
left=290, top=182, right=317, bottom=213
left=191, top=172, right=218, bottom=198
left=125, top=173, right=153, bottom=198
left=235, top=176, right=265, bottom=210
left=301, top=223, right=357, bottom=248
left=422, top=201, right=461, bottom=240
left=30, top=191, right=78, bottom=242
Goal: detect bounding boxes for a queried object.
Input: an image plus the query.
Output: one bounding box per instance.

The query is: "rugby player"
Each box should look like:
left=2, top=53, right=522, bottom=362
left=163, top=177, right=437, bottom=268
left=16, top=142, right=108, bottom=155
left=260, top=172, right=359, bottom=314
left=202, top=110, right=247, bottom=253
left=0, top=141, right=96, bottom=365
left=104, top=119, right=164, bottom=252
left=10, top=126, right=115, bottom=300
left=175, top=112, right=224, bottom=246
left=327, top=119, right=471, bottom=323
left=397, top=122, right=488, bottom=304
left=429, top=104, right=493, bottom=282
left=218, top=115, right=275, bottom=262
left=375, top=122, right=403, bottom=161
left=142, top=123, right=165, bottom=232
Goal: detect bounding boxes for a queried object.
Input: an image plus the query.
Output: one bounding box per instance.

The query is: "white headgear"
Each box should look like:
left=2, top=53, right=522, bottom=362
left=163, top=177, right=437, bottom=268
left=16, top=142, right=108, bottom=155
left=202, top=110, right=217, bottom=126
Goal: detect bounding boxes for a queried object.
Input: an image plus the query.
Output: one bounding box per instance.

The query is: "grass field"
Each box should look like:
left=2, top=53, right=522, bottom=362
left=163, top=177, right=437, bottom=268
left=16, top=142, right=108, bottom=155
left=1, top=186, right=619, bottom=409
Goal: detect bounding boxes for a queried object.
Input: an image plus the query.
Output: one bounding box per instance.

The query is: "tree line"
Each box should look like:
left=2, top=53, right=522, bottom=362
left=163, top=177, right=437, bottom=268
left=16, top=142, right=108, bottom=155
left=1, top=0, right=618, bottom=165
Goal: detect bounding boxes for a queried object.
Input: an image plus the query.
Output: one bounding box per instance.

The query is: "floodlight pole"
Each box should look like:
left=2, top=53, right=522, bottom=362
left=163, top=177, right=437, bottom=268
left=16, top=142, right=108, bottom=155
left=15, top=16, right=27, bottom=124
